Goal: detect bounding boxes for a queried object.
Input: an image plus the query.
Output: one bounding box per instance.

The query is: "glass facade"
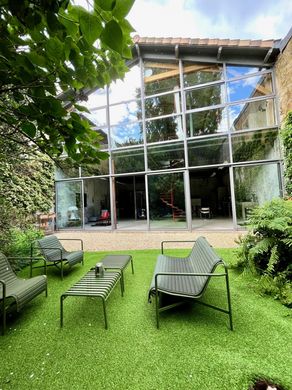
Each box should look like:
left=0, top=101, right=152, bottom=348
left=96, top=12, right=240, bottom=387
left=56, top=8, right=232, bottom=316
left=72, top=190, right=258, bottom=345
left=55, top=58, right=282, bottom=231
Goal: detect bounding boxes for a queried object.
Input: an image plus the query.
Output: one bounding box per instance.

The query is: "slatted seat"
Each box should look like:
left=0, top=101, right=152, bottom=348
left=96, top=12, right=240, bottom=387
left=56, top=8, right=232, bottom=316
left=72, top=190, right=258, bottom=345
left=60, top=270, right=122, bottom=329
left=31, top=235, right=84, bottom=280
left=101, top=254, right=134, bottom=294
left=0, top=252, right=47, bottom=335
left=148, top=236, right=233, bottom=329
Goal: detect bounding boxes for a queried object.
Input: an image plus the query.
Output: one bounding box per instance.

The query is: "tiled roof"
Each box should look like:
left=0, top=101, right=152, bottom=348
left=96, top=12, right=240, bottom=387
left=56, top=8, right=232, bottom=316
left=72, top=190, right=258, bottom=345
left=133, top=35, right=279, bottom=48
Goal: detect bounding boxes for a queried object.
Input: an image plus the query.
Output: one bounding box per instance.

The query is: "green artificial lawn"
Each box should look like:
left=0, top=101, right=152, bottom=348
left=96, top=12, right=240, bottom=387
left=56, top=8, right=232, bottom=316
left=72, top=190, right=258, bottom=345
left=0, top=248, right=291, bottom=390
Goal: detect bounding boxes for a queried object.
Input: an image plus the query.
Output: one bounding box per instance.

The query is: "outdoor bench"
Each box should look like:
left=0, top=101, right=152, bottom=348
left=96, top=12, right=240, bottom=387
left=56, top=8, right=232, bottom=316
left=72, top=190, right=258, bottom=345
left=148, top=236, right=233, bottom=329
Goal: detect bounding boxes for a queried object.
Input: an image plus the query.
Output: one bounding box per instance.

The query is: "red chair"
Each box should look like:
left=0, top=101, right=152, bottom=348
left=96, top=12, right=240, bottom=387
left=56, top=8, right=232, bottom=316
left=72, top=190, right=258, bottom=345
left=92, top=210, right=111, bottom=226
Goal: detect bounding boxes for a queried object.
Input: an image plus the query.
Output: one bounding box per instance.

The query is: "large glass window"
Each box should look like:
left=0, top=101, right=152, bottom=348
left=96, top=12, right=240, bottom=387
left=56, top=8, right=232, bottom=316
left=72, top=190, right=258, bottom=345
left=109, top=64, right=141, bottom=103
left=232, top=129, right=280, bottom=162
left=148, top=172, right=186, bottom=229
left=145, top=91, right=181, bottom=119
left=183, top=63, right=223, bottom=87
left=234, top=163, right=281, bottom=224
left=146, top=115, right=183, bottom=143
left=83, top=88, right=107, bottom=110
left=188, top=136, right=229, bottom=167
left=55, top=158, right=80, bottom=179
left=186, top=107, right=228, bottom=137
left=144, top=61, right=180, bottom=96
left=185, top=84, right=224, bottom=110
left=226, top=65, right=267, bottom=80
left=147, top=142, right=185, bottom=171
left=56, top=181, right=83, bottom=229
left=112, top=147, right=145, bottom=174
left=81, top=158, right=109, bottom=176
left=227, top=73, right=273, bottom=102
left=229, top=99, right=276, bottom=131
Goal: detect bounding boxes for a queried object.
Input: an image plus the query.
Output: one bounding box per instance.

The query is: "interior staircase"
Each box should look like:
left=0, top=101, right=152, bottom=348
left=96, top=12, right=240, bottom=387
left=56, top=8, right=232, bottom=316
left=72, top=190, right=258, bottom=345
left=160, top=192, right=186, bottom=220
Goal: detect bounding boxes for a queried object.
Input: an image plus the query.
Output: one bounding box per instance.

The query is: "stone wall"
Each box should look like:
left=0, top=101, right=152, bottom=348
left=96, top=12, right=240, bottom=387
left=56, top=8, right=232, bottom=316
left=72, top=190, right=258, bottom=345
left=275, top=37, right=292, bottom=123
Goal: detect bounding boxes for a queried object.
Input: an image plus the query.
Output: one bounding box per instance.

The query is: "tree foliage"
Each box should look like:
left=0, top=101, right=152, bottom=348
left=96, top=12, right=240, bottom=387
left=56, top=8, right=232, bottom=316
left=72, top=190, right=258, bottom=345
left=0, top=0, right=135, bottom=164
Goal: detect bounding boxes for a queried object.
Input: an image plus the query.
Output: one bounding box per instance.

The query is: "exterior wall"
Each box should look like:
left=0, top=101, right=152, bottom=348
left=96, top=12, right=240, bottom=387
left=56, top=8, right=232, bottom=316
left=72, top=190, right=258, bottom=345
left=275, top=38, right=292, bottom=122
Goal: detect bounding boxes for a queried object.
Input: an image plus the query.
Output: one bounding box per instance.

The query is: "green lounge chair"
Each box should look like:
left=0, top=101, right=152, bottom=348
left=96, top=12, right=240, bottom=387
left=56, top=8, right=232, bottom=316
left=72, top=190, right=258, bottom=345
left=31, top=235, right=84, bottom=280
left=0, top=252, right=47, bottom=335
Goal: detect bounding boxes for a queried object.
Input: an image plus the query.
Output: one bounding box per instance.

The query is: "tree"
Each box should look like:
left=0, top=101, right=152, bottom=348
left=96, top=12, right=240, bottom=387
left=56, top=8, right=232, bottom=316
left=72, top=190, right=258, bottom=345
left=0, top=0, right=135, bottom=164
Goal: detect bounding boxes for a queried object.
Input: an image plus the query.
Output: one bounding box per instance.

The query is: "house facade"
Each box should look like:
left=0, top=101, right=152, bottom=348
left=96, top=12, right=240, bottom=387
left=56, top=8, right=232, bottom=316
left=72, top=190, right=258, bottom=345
left=55, top=29, right=292, bottom=232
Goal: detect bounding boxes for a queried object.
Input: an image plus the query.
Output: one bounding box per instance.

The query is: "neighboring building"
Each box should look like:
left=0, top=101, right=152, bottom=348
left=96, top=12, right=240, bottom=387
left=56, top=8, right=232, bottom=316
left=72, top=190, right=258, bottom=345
left=55, top=28, right=292, bottom=232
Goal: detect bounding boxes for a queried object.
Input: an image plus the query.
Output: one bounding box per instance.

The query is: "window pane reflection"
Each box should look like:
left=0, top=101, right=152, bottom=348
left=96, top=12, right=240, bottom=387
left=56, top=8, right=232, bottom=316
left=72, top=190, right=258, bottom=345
left=234, top=163, right=280, bottom=223
left=56, top=181, right=83, bottom=229
left=81, top=158, right=109, bottom=176
left=183, top=63, right=223, bottom=87
left=226, top=65, right=267, bottom=79
left=227, top=73, right=273, bottom=102
left=188, top=136, right=229, bottom=166
left=109, top=65, right=141, bottom=104
left=144, top=61, right=180, bottom=96
left=145, top=91, right=181, bottom=118
left=232, top=129, right=280, bottom=162
left=185, top=84, right=224, bottom=110
left=83, top=88, right=107, bottom=110
left=112, top=148, right=145, bottom=173
left=148, top=142, right=185, bottom=170
left=84, top=108, right=107, bottom=127
left=230, top=99, right=276, bottom=131
left=186, top=108, right=228, bottom=137
left=146, top=115, right=183, bottom=143
left=110, top=122, right=143, bottom=148
left=110, top=101, right=142, bottom=125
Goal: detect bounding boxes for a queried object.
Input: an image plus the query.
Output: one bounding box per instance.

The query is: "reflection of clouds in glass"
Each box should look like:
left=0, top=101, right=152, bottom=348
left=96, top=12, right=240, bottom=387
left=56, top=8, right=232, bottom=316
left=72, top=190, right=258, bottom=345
left=226, top=66, right=261, bottom=79
left=109, top=65, right=141, bottom=104
left=217, top=108, right=228, bottom=132
left=111, top=122, right=142, bottom=147
left=83, top=88, right=107, bottom=109
left=84, top=109, right=107, bottom=126
left=110, top=102, right=139, bottom=125
left=229, top=105, right=243, bottom=129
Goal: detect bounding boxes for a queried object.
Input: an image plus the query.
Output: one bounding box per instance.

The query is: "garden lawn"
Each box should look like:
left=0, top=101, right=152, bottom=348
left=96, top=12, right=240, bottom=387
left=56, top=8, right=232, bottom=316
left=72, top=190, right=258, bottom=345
left=0, top=248, right=291, bottom=390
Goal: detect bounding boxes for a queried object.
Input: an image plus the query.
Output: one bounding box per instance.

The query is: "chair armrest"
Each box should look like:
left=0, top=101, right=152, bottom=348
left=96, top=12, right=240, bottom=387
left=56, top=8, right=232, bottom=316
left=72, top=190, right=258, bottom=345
left=161, top=240, right=196, bottom=254
left=0, top=279, right=6, bottom=299
left=58, top=239, right=84, bottom=250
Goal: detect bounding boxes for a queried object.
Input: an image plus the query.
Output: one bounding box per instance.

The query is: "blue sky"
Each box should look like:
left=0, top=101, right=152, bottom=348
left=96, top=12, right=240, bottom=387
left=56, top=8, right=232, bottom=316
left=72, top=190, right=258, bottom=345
left=128, top=0, right=292, bottom=40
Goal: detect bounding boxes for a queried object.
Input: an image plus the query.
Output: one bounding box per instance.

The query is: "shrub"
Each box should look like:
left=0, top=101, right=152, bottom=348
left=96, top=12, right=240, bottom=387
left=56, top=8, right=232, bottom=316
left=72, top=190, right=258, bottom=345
left=236, top=198, right=292, bottom=307
left=0, top=225, right=44, bottom=271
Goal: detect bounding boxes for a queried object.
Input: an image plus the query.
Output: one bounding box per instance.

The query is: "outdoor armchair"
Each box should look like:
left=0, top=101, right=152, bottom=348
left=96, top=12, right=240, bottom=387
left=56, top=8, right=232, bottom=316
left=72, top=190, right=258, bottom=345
left=31, top=235, right=84, bottom=280
left=0, top=252, right=47, bottom=335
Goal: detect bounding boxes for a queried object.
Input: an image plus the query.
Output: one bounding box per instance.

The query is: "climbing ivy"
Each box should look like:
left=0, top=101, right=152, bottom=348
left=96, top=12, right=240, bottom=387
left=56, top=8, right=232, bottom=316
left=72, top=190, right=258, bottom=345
left=281, top=111, right=292, bottom=196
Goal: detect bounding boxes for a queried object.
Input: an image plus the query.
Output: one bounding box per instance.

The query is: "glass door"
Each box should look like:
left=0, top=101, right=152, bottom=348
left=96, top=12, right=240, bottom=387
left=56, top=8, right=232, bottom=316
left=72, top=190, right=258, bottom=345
left=56, top=181, right=83, bottom=229
left=148, top=171, right=187, bottom=230
left=233, top=163, right=282, bottom=226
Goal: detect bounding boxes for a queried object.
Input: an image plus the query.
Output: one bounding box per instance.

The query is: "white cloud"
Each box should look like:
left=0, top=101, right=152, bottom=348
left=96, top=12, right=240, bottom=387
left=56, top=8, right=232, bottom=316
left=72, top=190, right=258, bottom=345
left=128, top=0, right=292, bottom=39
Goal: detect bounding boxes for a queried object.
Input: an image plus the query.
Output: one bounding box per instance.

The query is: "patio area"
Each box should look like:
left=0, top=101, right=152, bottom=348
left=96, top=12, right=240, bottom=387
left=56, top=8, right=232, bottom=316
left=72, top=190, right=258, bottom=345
left=0, top=245, right=291, bottom=390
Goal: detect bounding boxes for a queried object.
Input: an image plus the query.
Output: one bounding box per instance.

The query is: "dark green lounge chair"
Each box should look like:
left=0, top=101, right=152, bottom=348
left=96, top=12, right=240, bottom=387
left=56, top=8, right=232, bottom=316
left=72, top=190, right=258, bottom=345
left=31, top=235, right=84, bottom=280
left=0, top=252, right=47, bottom=335
left=148, top=236, right=233, bottom=330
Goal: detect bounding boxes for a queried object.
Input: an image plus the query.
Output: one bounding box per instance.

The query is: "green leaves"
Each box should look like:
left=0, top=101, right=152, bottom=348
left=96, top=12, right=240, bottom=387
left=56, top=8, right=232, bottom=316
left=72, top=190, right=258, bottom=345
left=101, top=20, right=123, bottom=54
left=21, top=122, right=36, bottom=138
left=79, top=12, right=102, bottom=45
left=0, top=0, right=134, bottom=164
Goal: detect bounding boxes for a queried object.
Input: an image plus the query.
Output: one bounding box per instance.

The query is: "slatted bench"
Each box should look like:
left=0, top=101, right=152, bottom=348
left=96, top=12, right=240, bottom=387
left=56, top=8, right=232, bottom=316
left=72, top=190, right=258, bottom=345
left=101, top=255, right=134, bottom=294
left=148, top=236, right=233, bottom=330
left=60, top=270, right=122, bottom=329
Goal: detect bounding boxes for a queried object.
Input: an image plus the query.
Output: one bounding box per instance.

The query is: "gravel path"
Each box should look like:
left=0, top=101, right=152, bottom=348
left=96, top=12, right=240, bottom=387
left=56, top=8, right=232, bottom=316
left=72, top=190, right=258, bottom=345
left=55, top=230, right=246, bottom=251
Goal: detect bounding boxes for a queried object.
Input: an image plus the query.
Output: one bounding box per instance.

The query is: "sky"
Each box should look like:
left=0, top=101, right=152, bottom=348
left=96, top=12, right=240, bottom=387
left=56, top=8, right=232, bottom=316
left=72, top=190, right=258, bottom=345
left=127, top=0, right=292, bottom=40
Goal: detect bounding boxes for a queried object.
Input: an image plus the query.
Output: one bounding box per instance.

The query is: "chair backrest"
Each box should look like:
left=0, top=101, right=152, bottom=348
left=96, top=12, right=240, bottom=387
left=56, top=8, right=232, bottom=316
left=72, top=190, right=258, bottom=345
left=0, top=252, right=17, bottom=287
left=188, top=236, right=222, bottom=274
left=100, top=210, right=110, bottom=219
left=37, top=235, right=64, bottom=261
